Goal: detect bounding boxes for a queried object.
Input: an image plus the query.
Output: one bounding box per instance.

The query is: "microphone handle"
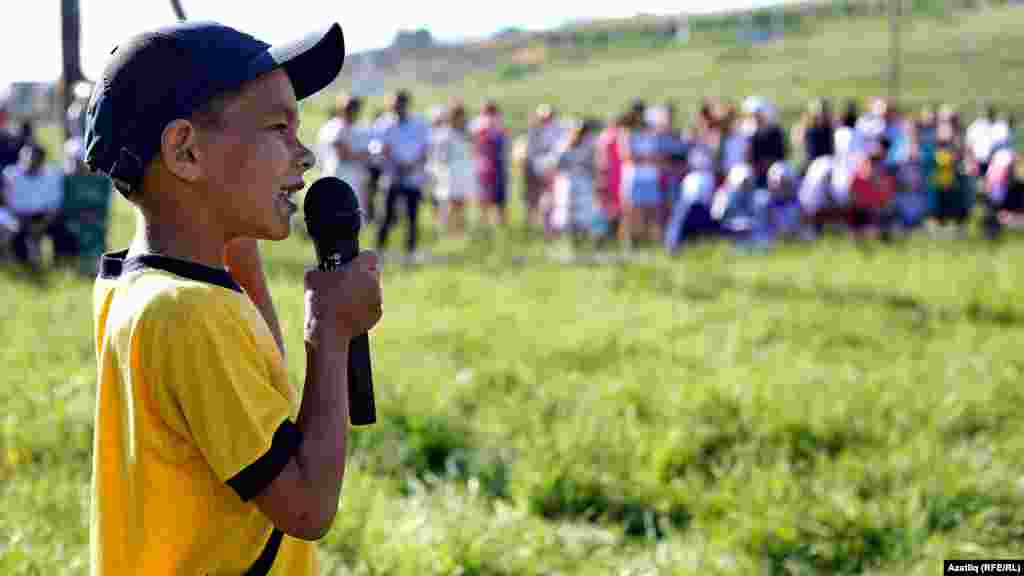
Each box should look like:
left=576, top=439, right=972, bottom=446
left=318, top=245, right=376, bottom=426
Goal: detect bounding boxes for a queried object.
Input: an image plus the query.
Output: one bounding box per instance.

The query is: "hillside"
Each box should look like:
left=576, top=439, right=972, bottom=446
left=306, top=0, right=1024, bottom=142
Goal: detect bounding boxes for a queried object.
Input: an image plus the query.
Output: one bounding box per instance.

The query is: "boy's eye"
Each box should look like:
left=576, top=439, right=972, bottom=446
left=270, top=123, right=289, bottom=132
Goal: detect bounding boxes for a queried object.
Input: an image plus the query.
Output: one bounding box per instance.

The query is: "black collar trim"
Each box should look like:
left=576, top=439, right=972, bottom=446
left=98, top=249, right=128, bottom=279
left=97, top=250, right=243, bottom=293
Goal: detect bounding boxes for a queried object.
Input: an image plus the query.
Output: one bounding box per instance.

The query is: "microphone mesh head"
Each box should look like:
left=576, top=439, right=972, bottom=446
left=304, top=176, right=359, bottom=216
left=303, top=176, right=361, bottom=238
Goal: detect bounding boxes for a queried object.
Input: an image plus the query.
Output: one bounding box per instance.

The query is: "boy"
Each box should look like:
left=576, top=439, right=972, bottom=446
left=84, top=21, right=382, bottom=575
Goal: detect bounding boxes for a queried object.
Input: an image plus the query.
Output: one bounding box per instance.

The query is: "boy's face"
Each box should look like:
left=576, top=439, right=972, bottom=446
left=195, top=69, right=311, bottom=241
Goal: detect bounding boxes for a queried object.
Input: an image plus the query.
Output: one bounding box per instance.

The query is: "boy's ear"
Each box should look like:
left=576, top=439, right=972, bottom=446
left=160, top=119, right=201, bottom=183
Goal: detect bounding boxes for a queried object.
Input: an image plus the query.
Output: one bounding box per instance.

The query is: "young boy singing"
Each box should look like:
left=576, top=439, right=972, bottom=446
left=85, top=21, right=382, bottom=575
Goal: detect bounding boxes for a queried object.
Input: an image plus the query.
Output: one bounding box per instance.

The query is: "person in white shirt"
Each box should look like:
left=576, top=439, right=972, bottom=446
left=375, top=90, right=431, bottom=258
left=2, top=144, right=70, bottom=266
left=966, top=105, right=998, bottom=178
left=832, top=100, right=866, bottom=204
left=317, top=94, right=371, bottom=219
left=428, top=103, right=476, bottom=235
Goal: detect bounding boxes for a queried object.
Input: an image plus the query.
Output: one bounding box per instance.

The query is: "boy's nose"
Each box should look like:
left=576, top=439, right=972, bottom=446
left=297, top=144, right=315, bottom=172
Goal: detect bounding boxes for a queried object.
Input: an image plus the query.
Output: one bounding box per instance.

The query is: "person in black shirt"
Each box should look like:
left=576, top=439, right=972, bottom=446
left=802, top=99, right=834, bottom=175
left=747, top=99, right=788, bottom=189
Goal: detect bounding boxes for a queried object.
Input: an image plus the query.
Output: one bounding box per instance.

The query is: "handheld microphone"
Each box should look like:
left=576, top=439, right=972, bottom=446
left=303, top=177, right=376, bottom=426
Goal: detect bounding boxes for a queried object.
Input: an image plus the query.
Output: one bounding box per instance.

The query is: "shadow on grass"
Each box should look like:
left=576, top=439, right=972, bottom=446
left=528, top=471, right=692, bottom=541
left=351, top=411, right=511, bottom=501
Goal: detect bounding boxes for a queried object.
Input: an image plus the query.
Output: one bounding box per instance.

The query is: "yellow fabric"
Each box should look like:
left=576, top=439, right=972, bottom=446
left=90, top=258, right=316, bottom=575
left=933, top=148, right=957, bottom=189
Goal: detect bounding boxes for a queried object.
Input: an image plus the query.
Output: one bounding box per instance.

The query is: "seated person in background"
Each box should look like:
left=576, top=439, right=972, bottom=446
left=848, top=139, right=899, bottom=241
left=765, top=162, right=804, bottom=241
left=664, top=163, right=718, bottom=254
left=798, top=155, right=851, bottom=236
left=712, top=163, right=773, bottom=248
left=982, top=147, right=1024, bottom=237
left=62, top=138, right=113, bottom=274
left=2, top=144, right=77, bottom=267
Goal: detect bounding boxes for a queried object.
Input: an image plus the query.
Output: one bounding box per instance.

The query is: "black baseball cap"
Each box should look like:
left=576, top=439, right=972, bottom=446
left=84, top=21, right=345, bottom=194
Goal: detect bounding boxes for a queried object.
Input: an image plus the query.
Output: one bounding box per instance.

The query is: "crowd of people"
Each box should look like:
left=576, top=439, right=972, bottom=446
left=0, top=88, right=112, bottom=273
left=317, top=89, right=1022, bottom=260
left=2, top=85, right=1021, bottom=272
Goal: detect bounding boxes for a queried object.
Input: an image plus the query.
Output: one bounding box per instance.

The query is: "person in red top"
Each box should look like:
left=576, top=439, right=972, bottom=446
left=472, top=100, right=508, bottom=228
left=595, top=112, right=626, bottom=244
left=849, top=138, right=899, bottom=240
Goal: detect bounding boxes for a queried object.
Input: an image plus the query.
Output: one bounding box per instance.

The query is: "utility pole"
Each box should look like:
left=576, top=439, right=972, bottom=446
left=170, top=0, right=187, bottom=21
left=60, top=0, right=85, bottom=142
left=888, top=0, right=902, bottom=108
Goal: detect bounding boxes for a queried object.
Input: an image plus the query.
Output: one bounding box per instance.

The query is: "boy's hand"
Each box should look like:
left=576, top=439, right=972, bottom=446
left=304, top=251, right=382, bottom=347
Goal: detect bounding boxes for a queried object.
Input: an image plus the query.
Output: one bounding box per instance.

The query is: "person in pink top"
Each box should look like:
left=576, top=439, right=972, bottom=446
left=472, top=100, right=508, bottom=229
left=595, top=111, right=626, bottom=243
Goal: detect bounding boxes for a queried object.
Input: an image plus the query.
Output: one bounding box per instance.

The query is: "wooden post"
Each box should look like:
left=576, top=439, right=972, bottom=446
left=60, top=0, right=84, bottom=143
left=888, top=0, right=902, bottom=108
left=170, top=0, right=187, bottom=21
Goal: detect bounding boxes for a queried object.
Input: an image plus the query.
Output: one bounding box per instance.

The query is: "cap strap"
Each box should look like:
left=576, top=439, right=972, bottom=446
left=109, top=147, right=144, bottom=192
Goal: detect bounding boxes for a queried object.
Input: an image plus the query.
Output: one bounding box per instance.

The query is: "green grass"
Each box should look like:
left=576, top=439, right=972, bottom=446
left=5, top=187, right=1024, bottom=574
left=6, top=4, right=1024, bottom=574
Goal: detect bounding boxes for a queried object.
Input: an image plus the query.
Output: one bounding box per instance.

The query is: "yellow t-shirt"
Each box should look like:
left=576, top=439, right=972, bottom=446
left=90, top=250, right=316, bottom=575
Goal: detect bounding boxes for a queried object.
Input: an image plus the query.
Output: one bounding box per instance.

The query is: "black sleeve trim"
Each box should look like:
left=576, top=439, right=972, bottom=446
left=243, top=529, right=284, bottom=576
left=226, top=420, right=302, bottom=502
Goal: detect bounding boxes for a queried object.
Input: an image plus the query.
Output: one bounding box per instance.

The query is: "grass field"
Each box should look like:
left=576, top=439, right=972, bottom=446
left=5, top=4, right=1024, bottom=575
left=5, top=191, right=1024, bottom=575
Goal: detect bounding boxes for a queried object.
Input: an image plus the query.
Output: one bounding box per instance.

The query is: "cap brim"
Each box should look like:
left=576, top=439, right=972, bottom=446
left=249, top=23, right=345, bottom=101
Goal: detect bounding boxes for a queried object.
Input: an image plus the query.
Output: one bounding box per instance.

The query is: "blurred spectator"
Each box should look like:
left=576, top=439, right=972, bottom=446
left=472, top=99, right=509, bottom=229
left=765, top=161, right=803, bottom=240
left=62, top=138, right=113, bottom=274
left=318, top=94, right=371, bottom=219
left=966, top=104, right=998, bottom=179
left=712, top=163, right=773, bottom=249
left=938, top=105, right=965, bottom=148
left=832, top=99, right=865, bottom=206
left=550, top=119, right=598, bottom=245
left=16, top=120, right=36, bottom=153
left=745, top=96, right=788, bottom=188
left=0, top=95, right=19, bottom=171
left=376, top=90, right=430, bottom=258
left=927, top=123, right=971, bottom=234
left=654, top=102, right=688, bottom=230
left=799, top=154, right=847, bottom=235
left=2, top=144, right=76, bottom=267
left=665, top=161, right=718, bottom=253
left=430, top=102, right=476, bottom=235
left=0, top=204, right=16, bottom=260
left=717, top=103, right=748, bottom=188
left=858, top=98, right=911, bottom=168
left=619, top=99, right=664, bottom=246
left=363, top=107, right=389, bottom=223
left=426, top=106, right=447, bottom=223
left=849, top=139, right=899, bottom=240
left=525, top=104, right=562, bottom=229
left=800, top=99, right=835, bottom=175
left=595, top=111, right=626, bottom=245
left=990, top=113, right=1015, bottom=155
left=982, top=147, right=1023, bottom=237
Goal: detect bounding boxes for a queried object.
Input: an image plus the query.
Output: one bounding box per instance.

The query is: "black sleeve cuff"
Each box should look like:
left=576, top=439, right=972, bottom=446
left=226, top=420, right=303, bottom=502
